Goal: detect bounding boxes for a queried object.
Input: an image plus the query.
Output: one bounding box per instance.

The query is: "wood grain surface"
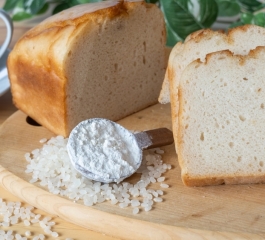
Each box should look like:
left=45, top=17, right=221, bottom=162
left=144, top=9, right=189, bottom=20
left=1, top=104, right=265, bottom=240
left=1, top=1, right=265, bottom=238
left=0, top=91, right=17, bottom=123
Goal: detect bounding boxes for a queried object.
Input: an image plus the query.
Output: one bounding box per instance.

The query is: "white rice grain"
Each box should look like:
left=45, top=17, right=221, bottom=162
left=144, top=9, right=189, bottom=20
left=23, top=219, right=30, bottom=226
left=131, top=200, right=140, bottom=207
left=144, top=205, right=152, bottom=212
left=155, top=149, right=164, bottom=154
left=132, top=207, right=139, bottom=214
left=156, top=190, right=164, bottom=195
left=51, top=232, right=59, bottom=237
left=157, top=177, right=165, bottom=182
left=39, top=138, right=47, bottom=144
left=154, top=197, right=163, bottom=203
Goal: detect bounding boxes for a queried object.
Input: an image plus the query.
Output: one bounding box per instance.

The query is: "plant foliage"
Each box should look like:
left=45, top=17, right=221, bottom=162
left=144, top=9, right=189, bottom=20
left=2, top=0, right=265, bottom=46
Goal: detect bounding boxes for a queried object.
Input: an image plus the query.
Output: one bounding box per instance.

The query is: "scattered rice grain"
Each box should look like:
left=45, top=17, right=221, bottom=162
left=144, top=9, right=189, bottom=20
left=23, top=219, right=30, bottom=226
left=154, top=197, right=163, bottom=203
left=157, top=177, right=165, bottom=182
left=155, top=149, right=164, bottom=154
left=156, top=190, right=164, bottom=195
left=39, top=138, right=47, bottom=143
left=132, top=207, right=139, bottom=214
left=144, top=205, right=152, bottom=212
left=51, top=232, right=59, bottom=237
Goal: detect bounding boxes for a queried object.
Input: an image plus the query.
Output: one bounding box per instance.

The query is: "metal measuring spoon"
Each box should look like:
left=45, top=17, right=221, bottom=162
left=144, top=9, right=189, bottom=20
left=67, top=118, right=173, bottom=183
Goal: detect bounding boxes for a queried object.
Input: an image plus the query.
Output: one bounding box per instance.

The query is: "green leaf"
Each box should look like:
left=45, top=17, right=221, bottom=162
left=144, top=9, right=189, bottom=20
left=198, top=0, right=219, bottom=27
left=145, top=0, right=159, bottom=3
left=3, top=0, right=20, bottom=11
left=228, top=20, right=244, bottom=29
left=68, top=0, right=81, bottom=7
left=12, top=11, right=32, bottom=20
left=239, top=12, right=265, bottom=27
left=236, top=0, right=265, bottom=13
left=52, top=3, right=71, bottom=15
left=216, top=0, right=240, bottom=17
left=24, top=0, right=46, bottom=15
left=240, top=12, right=253, bottom=24
left=36, top=2, right=49, bottom=15
left=253, top=12, right=265, bottom=27
left=165, top=22, right=182, bottom=46
left=78, top=0, right=103, bottom=3
left=11, top=0, right=32, bottom=20
left=160, top=0, right=218, bottom=42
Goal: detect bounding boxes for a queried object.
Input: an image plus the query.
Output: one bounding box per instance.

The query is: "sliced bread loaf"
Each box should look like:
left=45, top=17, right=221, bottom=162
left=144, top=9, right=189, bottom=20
left=8, top=0, right=166, bottom=137
left=178, top=47, right=265, bottom=186
left=159, top=25, right=265, bottom=153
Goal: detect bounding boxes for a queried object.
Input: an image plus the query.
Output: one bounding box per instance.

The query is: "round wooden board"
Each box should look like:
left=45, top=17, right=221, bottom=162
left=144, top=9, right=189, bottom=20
left=0, top=103, right=264, bottom=240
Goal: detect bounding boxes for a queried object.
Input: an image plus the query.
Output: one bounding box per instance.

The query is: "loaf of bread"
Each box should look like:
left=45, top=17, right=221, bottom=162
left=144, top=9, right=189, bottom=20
left=8, top=0, right=166, bottom=137
left=179, top=47, right=265, bottom=186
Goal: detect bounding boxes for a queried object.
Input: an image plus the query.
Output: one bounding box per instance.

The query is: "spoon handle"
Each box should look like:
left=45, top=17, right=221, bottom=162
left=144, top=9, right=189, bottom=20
left=134, top=128, right=174, bottom=150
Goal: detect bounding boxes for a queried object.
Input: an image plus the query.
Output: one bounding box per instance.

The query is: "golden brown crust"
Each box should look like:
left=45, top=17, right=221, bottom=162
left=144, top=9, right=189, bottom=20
left=182, top=173, right=265, bottom=187
left=8, top=26, right=73, bottom=136
left=227, top=24, right=254, bottom=35
left=202, top=46, right=265, bottom=67
left=8, top=55, right=66, bottom=135
left=183, top=25, right=254, bottom=46
left=176, top=84, right=185, bottom=174
left=22, top=1, right=146, bottom=40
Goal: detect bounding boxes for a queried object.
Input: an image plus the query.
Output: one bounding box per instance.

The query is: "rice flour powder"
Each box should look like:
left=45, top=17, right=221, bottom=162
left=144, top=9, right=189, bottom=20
left=67, top=118, right=142, bottom=182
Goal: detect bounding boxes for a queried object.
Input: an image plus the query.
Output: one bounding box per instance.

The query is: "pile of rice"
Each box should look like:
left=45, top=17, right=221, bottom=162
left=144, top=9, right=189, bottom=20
left=0, top=135, right=172, bottom=238
left=25, top=136, right=172, bottom=214
left=0, top=198, right=73, bottom=239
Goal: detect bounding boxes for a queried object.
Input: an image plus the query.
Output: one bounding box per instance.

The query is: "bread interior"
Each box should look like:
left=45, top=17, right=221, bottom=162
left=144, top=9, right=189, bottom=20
left=65, top=3, right=166, bottom=133
left=179, top=48, right=265, bottom=185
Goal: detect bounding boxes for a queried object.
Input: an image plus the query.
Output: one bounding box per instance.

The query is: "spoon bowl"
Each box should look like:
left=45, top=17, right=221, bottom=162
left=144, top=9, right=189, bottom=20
left=67, top=118, right=174, bottom=183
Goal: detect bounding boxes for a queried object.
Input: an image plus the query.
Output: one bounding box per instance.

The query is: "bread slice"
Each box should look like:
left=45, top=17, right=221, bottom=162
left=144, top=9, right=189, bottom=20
left=8, top=0, right=166, bottom=137
left=159, top=25, right=265, bottom=153
left=178, top=47, right=265, bottom=187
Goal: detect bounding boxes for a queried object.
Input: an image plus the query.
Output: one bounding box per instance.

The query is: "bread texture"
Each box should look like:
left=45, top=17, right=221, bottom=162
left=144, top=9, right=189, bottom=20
left=159, top=25, right=265, bottom=155
left=8, top=0, right=166, bottom=137
left=179, top=47, right=265, bottom=187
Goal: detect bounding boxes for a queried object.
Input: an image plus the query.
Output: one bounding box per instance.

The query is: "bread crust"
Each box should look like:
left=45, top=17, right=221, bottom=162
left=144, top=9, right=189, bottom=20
left=182, top=174, right=265, bottom=187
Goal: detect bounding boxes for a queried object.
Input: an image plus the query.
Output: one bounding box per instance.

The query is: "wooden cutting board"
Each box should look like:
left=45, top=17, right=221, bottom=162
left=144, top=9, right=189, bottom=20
left=0, top=103, right=265, bottom=240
